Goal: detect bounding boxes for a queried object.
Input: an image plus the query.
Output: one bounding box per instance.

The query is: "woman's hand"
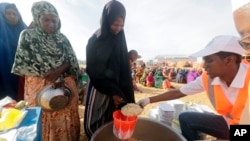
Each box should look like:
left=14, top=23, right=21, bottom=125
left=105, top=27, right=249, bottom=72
left=112, top=95, right=125, bottom=107
left=43, top=63, right=70, bottom=82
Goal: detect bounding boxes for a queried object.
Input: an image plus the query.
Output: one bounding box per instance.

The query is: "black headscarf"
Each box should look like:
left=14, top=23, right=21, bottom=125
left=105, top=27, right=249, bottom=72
left=86, top=0, right=135, bottom=103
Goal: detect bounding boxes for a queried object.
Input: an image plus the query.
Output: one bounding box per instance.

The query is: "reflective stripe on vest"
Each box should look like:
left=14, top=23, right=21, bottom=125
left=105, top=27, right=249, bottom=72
left=240, top=60, right=250, bottom=124
left=239, top=81, right=250, bottom=124
left=202, top=69, right=250, bottom=124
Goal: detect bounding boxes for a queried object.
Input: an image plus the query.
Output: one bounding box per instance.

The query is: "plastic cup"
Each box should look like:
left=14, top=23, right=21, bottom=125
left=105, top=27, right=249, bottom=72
left=158, top=103, right=175, bottom=126
left=113, top=110, right=137, bottom=140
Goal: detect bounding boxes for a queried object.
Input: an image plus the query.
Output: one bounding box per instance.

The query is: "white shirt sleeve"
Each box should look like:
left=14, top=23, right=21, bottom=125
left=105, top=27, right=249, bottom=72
left=180, top=76, right=205, bottom=95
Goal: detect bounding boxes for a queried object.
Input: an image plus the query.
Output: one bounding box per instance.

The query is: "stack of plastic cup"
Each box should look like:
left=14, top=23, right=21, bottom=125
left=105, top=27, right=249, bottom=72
left=113, top=110, right=137, bottom=140
left=158, top=103, right=175, bottom=126
left=168, top=100, right=185, bottom=119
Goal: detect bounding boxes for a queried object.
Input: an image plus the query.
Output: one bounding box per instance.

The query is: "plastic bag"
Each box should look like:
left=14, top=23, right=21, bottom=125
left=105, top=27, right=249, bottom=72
left=16, top=124, right=37, bottom=141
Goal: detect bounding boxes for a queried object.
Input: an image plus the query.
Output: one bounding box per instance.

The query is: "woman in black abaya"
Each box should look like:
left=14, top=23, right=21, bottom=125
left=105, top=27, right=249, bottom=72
left=84, top=0, right=135, bottom=139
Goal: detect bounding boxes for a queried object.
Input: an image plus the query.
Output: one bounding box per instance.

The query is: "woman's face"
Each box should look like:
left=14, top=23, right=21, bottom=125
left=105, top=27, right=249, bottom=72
left=5, top=8, right=19, bottom=25
left=110, top=17, right=124, bottom=35
left=39, top=14, right=59, bottom=34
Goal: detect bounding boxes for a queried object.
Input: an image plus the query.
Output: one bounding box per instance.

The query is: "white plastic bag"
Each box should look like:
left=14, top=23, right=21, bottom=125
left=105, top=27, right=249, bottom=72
left=16, top=124, right=37, bottom=141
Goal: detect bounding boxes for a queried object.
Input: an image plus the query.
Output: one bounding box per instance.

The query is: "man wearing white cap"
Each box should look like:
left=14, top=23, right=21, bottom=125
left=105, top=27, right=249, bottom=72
left=233, top=0, right=250, bottom=54
left=138, top=35, right=249, bottom=141
left=232, top=0, right=250, bottom=125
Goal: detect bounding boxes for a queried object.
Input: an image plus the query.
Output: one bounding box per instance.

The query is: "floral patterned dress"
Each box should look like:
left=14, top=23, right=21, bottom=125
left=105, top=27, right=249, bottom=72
left=11, top=1, right=80, bottom=141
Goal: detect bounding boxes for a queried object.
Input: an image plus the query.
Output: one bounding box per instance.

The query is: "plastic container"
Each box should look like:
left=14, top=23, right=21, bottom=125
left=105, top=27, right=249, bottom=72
left=147, top=107, right=159, bottom=120
left=168, top=100, right=185, bottom=119
left=158, top=103, right=175, bottom=126
left=112, top=110, right=137, bottom=140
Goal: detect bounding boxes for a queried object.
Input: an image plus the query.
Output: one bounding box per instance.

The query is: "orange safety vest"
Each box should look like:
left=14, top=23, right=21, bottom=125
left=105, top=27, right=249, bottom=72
left=242, top=59, right=250, bottom=65
left=202, top=68, right=250, bottom=125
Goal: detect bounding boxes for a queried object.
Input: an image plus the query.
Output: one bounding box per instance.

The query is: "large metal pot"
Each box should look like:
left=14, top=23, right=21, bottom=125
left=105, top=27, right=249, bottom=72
left=91, top=117, right=187, bottom=141
left=36, top=84, right=72, bottom=111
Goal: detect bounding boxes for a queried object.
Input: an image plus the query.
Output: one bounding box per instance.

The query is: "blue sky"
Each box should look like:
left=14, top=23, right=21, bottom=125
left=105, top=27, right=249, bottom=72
left=1, top=0, right=239, bottom=61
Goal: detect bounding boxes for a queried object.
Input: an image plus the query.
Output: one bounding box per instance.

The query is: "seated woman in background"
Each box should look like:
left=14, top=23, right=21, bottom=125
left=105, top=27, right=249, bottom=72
left=168, top=68, right=177, bottom=82
left=146, top=71, right=154, bottom=87
left=135, top=66, right=144, bottom=83
left=154, top=68, right=164, bottom=88
left=186, top=68, right=199, bottom=83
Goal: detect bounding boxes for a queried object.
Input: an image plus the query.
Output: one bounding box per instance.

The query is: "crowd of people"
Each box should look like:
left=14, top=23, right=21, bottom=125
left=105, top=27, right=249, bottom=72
left=1, top=0, right=250, bottom=141
left=133, top=64, right=203, bottom=90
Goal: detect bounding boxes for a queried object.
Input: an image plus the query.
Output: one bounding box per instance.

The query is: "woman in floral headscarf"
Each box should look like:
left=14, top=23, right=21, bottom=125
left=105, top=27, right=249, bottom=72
left=11, top=1, right=80, bottom=141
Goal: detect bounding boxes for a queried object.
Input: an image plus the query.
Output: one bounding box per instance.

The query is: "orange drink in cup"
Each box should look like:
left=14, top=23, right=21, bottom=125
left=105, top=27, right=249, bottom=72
left=113, top=110, right=137, bottom=140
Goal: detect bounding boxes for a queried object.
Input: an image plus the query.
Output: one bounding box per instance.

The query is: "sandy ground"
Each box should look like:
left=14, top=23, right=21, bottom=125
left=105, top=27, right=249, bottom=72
left=78, top=82, right=214, bottom=141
